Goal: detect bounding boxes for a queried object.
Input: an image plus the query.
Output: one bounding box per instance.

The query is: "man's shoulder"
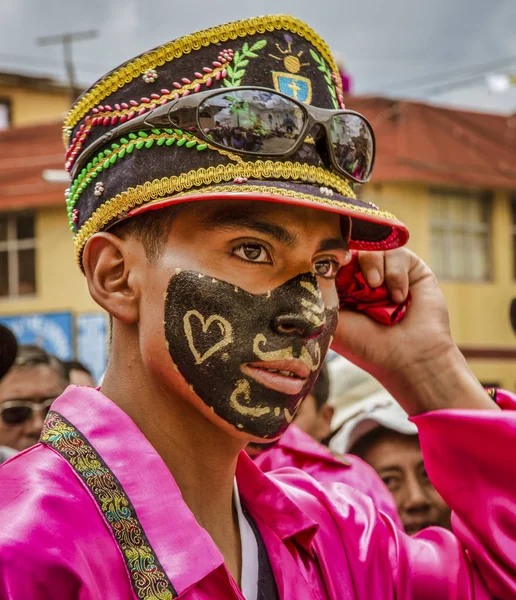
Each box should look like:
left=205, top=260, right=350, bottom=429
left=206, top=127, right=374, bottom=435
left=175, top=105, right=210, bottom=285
left=0, top=444, right=87, bottom=548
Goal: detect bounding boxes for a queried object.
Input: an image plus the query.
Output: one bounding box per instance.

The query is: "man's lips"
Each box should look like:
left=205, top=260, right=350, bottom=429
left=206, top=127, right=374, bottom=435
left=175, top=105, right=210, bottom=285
left=241, top=359, right=310, bottom=395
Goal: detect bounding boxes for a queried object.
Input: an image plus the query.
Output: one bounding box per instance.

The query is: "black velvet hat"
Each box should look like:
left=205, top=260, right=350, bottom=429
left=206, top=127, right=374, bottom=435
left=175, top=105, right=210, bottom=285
left=63, top=15, right=409, bottom=265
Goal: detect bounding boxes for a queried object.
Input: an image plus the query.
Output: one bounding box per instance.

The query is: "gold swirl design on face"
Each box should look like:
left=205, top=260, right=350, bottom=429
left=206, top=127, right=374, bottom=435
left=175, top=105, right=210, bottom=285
left=183, top=310, right=233, bottom=364
left=300, top=279, right=323, bottom=300
left=230, top=379, right=271, bottom=417
left=301, top=298, right=324, bottom=314
left=252, top=334, right=321, bottom=372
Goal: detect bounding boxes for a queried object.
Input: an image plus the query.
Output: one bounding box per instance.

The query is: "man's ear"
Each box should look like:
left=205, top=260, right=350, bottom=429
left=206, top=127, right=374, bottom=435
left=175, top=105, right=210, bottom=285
left=82, top=232, right=139, bottom=324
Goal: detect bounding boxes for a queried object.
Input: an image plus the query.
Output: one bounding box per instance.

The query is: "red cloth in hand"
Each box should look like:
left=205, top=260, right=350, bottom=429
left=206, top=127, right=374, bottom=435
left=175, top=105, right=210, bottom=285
left=336, top=254, right=411, bottom=325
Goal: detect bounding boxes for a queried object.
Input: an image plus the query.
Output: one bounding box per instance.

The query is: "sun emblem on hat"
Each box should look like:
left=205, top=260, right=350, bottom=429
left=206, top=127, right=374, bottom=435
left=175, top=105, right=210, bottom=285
left=269, top=35, right=312, bottom=104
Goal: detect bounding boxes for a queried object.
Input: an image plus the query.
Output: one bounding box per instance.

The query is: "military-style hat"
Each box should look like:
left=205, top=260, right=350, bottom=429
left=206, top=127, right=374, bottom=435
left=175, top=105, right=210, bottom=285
left=63, top=15, right=409, bottom=265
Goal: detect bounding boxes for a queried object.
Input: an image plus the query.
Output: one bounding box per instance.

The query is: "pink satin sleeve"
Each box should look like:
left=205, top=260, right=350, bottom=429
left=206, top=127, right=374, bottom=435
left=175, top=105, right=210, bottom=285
left=276, top=396, right=516, bottom=598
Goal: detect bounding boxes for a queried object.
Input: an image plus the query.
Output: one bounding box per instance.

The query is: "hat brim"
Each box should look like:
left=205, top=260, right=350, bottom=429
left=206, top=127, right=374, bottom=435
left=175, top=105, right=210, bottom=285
left=128, top=180, right=409, bottom=252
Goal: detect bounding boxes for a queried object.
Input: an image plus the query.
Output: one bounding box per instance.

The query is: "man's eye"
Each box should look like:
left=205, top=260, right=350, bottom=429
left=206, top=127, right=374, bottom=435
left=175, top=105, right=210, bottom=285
left=233, top=243, right=271, bottom=263
left=382, top=475, right=401, bottom=492
left=314, top=259, right=339, bottom=279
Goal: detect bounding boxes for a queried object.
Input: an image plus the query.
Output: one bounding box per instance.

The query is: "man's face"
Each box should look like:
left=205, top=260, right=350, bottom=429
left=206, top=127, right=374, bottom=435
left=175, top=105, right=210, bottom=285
left=360, top=430, right=452, bottom=534
left=293, top=393, right=334, bottom=442
left=130, top=200, right=348, bottom=442
left=0, top=365, right=68, bottom=451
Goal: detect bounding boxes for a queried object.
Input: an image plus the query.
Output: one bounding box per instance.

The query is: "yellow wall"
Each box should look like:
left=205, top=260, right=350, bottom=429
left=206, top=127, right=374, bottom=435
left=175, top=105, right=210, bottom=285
left=0, top=85, right=69, bottom=126
left=0, top=206, right=100, bottom=316
left=2, top=181, right=515, bottom=389
left=362, top=182, right=516, bottom=390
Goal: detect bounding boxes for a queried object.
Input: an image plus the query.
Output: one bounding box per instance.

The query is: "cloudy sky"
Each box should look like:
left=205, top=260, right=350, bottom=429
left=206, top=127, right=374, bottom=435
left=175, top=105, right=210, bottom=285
left=1, top=0, right=516, bottom=114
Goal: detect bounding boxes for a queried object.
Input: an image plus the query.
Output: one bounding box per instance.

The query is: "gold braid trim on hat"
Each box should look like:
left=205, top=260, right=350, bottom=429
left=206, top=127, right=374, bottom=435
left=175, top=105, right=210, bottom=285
left=73, top=160, right=396, bottom=265
left=63, top=15, right=342, bottom=138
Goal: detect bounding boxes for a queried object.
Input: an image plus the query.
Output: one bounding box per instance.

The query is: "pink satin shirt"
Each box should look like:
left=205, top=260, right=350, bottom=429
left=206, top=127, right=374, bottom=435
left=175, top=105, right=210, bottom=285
left=0, top=386, right=515, bottom=599
left=253, top=423, right=401, bottom=525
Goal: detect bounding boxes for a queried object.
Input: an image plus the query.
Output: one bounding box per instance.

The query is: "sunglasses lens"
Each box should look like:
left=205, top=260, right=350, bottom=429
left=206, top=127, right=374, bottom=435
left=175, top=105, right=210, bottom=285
left=198, top=89, right=305, bottom=154
left=330, top=114, right=374, bottom=182
left=1, top=406, right=32, bottom=425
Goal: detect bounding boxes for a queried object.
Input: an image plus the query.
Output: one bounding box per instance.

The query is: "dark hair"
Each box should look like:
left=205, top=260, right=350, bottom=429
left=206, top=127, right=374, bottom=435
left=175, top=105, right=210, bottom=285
left=109, top=204, right=186, bottom=262
left=349, top=425, right=394, bottom=459
left=63, top=360, right=93, bottom=378
left=311, top=361, right=330, bottom=411
left=13, top=345, right=69, bottom=383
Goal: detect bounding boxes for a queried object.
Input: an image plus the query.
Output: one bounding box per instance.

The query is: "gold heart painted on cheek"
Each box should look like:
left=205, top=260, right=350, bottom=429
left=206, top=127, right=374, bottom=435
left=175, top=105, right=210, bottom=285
left=183, top=310, right=234, bottom=365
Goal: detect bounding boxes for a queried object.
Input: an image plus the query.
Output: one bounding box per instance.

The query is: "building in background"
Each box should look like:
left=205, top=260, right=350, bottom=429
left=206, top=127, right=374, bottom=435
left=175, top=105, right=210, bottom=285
left=0, top=71, right=70, bottom=129
left=1, top=73, right=515, bottom=388
left=0, top=73, right=107, bottom=381
left=348, top=97, right=516, bottom=390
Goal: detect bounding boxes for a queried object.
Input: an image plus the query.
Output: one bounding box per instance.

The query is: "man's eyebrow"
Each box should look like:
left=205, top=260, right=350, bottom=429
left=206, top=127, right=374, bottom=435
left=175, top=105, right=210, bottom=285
left=317, top=238, right=348, bottom=253
left=377, top=466, right=404, bottom=474
left=204, top=212, right=298, bottom=247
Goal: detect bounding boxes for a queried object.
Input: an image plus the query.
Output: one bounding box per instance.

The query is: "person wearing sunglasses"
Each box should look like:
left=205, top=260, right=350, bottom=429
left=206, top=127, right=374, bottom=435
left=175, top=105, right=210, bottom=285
left=0, top=345, right=68, bottom=452
left=1, top=15, right=516, bottom=600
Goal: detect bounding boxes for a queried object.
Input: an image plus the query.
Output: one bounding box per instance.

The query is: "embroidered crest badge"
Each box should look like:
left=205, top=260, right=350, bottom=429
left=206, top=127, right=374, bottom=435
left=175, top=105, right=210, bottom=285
left=269, top=36, right=313, bottom=104
left=271, top=72, right=313, bottom=103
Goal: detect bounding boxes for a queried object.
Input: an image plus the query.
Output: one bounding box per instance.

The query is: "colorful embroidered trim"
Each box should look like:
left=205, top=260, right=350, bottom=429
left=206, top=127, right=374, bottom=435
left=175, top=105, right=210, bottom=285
left=41, top=411, right=177, bottom=600
left=63, top=15, right=343, bottom=137
left=64, top=50, right=236, bottom=170
left=223, top=40, right=268, bottom=87
left=66, top=128, right=243, bottom=230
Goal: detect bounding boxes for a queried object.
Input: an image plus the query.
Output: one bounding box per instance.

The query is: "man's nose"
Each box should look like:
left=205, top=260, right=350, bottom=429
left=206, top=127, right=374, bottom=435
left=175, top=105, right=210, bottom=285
left=403, top=477, right=431, bottom=513
left=273, top=313, right=324, bottom=339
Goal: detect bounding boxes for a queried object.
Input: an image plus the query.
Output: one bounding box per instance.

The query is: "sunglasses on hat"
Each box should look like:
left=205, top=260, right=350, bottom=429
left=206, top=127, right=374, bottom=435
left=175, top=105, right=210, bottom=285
left=71, top=87, right=375, bottom=185
left=0, top=397, right=55, bottom=426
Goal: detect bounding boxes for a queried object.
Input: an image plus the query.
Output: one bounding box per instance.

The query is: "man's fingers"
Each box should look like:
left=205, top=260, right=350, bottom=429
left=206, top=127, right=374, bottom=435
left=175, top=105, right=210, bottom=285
left=357, top=251, right=385, bottom=287
left=384, top=249, right=410, bottom=303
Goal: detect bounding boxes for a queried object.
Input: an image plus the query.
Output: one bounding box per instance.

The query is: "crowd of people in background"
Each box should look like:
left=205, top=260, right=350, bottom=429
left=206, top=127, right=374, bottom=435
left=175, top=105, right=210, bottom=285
left=0, top=322, right=451, bottom=535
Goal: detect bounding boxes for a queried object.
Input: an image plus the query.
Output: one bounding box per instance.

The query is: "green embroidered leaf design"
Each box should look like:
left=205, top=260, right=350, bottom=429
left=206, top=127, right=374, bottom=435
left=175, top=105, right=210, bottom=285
left=251, top=40, right=267, bottom=51
left=309, top=48, right=322, bottom=64
left=223, top=39, right=268, bottom=87
left=309, top=49, right=339, bottom=108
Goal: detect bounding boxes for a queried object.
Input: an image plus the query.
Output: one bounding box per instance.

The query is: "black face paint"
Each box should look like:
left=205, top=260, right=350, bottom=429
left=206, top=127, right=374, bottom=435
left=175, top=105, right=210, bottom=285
left=164, top=270, right=338, bottom=439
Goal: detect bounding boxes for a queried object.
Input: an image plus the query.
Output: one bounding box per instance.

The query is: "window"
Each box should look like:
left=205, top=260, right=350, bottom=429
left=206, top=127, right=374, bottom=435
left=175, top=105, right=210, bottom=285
left=0, top=100, right=10, bottom=130
left=430, top=189, right=491, bottom=281
left=0, top=213, right=36, bottom=298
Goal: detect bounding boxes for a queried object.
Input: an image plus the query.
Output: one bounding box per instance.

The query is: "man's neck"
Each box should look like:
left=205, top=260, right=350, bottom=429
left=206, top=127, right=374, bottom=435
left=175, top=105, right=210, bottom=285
left=101, top=342, right=244, bottom=584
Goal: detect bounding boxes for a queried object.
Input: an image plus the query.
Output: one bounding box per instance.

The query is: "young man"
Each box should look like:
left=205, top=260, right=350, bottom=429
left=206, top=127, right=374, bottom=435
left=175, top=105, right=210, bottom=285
left=252, top=361, right=402, bottom=523
left=331, top=391, right=452, bottom=534
left=0, top=345, right=68, bottom=452
left=1, top=15, right=516, bottom=599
